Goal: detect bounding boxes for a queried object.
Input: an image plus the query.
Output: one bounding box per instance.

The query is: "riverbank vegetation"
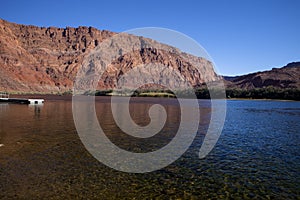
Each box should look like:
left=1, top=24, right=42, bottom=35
left=90, top=87, right=300, bottom=100
left=6, top=87, right=299, bottom=101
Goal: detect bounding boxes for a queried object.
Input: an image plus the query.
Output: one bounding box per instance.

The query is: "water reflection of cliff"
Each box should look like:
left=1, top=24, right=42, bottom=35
left=0, top=104, right=9, bottom=145
left=94, top=97, right=182, bottom=153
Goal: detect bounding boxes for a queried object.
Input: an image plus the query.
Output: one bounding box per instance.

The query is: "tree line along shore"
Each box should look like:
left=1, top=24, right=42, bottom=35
left=4, top=87, right=300, bottom=101
left=89, top=87, right=300, bottom=101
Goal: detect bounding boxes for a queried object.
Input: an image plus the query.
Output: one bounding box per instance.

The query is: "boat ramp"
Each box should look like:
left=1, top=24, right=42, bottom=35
left=0, top=92, right=44, bottom=105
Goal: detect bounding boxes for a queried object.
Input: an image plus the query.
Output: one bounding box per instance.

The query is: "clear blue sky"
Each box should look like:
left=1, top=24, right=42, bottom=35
left=1, top=0, right=300, bottom=76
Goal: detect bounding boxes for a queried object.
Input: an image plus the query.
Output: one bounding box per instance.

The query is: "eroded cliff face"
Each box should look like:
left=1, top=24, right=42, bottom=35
left=0, top=19, right=219, bottom=93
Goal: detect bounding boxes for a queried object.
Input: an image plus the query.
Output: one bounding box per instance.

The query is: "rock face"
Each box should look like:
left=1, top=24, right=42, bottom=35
left=224, top=62, right=300, bottom=89
left=0, top=19, right=114, bottom=92
left=0, top=19, right=219, bottom=93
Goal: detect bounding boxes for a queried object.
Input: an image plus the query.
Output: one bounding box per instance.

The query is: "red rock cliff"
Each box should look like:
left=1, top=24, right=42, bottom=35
left=0, top=19, right=219, bottom=93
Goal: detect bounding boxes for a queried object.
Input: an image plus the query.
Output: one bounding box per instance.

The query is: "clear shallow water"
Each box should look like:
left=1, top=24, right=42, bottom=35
left=0, top=97, right=299, bottom=199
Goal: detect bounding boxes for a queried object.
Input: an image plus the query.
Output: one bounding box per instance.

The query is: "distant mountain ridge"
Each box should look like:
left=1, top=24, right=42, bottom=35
left=224, top=62, right=300, bottom=89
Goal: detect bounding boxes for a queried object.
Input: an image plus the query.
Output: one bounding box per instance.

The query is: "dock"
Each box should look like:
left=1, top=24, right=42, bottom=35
left=0, top=92, right=44, bottom=105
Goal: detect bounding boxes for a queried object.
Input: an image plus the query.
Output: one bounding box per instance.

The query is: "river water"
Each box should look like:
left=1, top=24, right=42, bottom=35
left=0, top=96, right=299, bottom=199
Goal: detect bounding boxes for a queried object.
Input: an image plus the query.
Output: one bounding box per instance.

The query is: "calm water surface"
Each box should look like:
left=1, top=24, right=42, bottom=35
left=0, top=96, right=299, bottom=199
